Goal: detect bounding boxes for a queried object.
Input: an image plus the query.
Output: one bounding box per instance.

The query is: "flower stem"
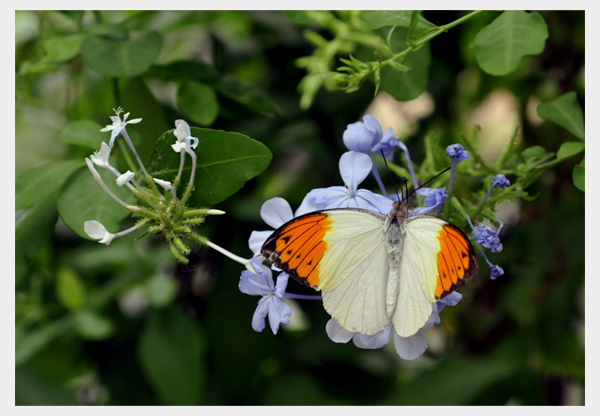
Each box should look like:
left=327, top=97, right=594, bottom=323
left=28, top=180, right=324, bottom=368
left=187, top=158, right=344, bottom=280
left=370, top=156, right=388, bottom=197
left=180, top=148, right=197, bottom=205
left=204, top=240, right=257, bottom=274
left=120, top=128, right=161, bottom=195
left=283, top=293, right=322, bottom=300
left=173, top=151, right=186, bottom=189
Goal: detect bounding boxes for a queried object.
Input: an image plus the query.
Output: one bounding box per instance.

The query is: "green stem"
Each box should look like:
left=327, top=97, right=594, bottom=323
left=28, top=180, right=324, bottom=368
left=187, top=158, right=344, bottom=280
left=414, top=10, right=484, bottom=46
left=372, top=11, right=486, bottom=79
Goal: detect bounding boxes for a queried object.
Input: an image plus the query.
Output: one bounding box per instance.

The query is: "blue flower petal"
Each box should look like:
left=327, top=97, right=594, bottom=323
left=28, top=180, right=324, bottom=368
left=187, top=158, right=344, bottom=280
left=267, top=297, right=292, bottom=334
left=342, top=114, right=383, bottom=153
left=248, top=230, right=274, bottom=255
left=372, top=127, right=399, bottom=160
left=239, top=268, right=273, bottom=296
left=339, top=151, right=372, bottom=191
left=273, top=273, right=290, bottom=298
left=393, top=330, right=428, bottom=360
left=352, top=325, right=391, bottom=349
left=325, top=318, right=353, bottom=343
left=260, top=197, right=294, bottom=229
left=355, top=189, right=393, bottom=213
left=492, top=174, right=510, bottom=188
left=446, top=143, right=470, bottom=162
left=439, top=291, right=463, bottom=307
left=362, top=114, right=384, bottom=140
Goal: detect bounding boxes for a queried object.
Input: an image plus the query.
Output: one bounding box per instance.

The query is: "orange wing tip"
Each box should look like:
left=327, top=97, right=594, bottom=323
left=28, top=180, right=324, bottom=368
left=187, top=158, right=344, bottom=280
left=434, top=223, right=478, bottom=300
left=261, top=213, right=332, bottom=288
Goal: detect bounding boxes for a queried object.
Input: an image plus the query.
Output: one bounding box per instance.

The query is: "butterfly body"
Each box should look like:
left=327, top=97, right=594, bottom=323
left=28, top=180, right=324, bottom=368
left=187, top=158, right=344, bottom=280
left=261, top=199, right=478, bottom=338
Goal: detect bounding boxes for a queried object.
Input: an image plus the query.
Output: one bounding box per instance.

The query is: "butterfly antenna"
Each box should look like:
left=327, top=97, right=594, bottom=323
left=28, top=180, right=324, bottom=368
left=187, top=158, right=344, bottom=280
left=399, top=177, right=408, bottom=203
left=379, top=150, right=401, bottom=201
left=406, top=166, right=452, bottom=199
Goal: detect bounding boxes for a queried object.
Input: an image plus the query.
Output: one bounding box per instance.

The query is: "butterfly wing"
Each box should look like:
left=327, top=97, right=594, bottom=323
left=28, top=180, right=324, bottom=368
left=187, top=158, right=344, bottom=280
left=391, top=215, right=478, bottom=337
left=261, top=209, right=390, bottom=336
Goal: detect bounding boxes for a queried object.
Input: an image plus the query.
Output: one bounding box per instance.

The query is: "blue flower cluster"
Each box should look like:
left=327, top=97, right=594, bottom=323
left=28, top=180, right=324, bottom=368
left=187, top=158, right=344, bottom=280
left=239, top=114, right=506, bottom=359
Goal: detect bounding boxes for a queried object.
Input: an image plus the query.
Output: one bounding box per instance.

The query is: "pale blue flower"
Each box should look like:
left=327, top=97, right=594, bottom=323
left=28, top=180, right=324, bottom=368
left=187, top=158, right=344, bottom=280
left=467, top=218, right=504, bottom=253
left=248, top=197, right=294, bottom=255
left=239, top=257, right=292, bottom=334
left=492, top=174, right=510, bottom=188
left=343, top=114, right=418, bottom=189
left=446, top=143, right=470, bottom=194
left=411, top=187, right=447, bottom=216
left=325, top=318, right=427, bottom=360
left=483, top=174, right=511, bottom=202
left=446, top=144, right=470, bottom=162
left=296, top=151, right=393, bottom=215
left=343, top=114, right=383, bottom=153
left=480, top=250, right=504, bottom=280
left=372, top=128, right=399, bottom=161
left=325, top=291, right=464, bottom=360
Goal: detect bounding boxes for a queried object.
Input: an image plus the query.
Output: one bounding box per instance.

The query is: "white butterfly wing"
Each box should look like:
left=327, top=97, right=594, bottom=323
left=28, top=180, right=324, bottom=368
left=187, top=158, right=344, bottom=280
left=390, top=216, right=443, bottom=337
left=318, top=210, right=390, bottom=336
left=391, top=215, right=478, bottom=337
left=262, top=209, right=390, bottom=336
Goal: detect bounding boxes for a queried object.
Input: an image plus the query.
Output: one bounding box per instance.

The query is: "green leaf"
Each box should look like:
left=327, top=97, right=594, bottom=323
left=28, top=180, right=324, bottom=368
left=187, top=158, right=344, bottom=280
left=474, top=11, right=548, bottom=76
left=150, top=61, right=277, bottom=115
left=149, top=61, right=219, bottom=84
left=16, top=160, right=84, bottom=210
left=138, top=306, right=205, bottom=405
left=283, top=11, right=313, bottom=24
left=75, top=311, right=114, bottom=340
left=537, top=91, right=585, bottom=140
left=59, top=120, right=107, bottom=149
left=573, top=158, right=584, bottom=191
left=214, top=76, right=278, bottom=115
left=556, top=141, right=585, bottom=161
left=146, top=127, right=272, bottom=206
left=361, top=10, right=438, bottom=39
left=81, top=29, right=163, bottom=77
left=522, top=145, right=545, bottom=158
left=177, top=81, right=219, bottom=126
left=15, top=368, right=78, bottom=405
left=57, top=168, right=134, bottom=239
left=43, top=33, right=84, bottom=62
left=378, top=27, right=430, bottom=101
left=56, top=267, right=86, bottom=311
left=15, top=318, right=73, bottom=366
left=16, top=194, right=59, bottom=282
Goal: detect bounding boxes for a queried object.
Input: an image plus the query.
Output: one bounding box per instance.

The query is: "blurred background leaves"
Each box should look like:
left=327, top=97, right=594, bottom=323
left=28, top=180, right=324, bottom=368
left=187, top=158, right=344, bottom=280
left=15, top=10, right=584, bottom=405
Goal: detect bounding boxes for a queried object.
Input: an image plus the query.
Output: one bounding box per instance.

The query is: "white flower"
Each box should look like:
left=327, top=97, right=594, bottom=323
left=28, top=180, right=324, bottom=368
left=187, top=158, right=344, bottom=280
left=84, top=220, right=115, bottom=245
left=171, top=119, right=199, bottom=152
left=153, top=178, right=175, bottom=191
left=171, top=141, right=189, bottom=153
left=90, top=142, right=112, bottom=168
left=100, top=107, right=142, bottom=147
left=206, top=209, right=225, bottom=215
left=116, top=170, right=135, bottom=186
left=85, top=158, right=102, bottom=181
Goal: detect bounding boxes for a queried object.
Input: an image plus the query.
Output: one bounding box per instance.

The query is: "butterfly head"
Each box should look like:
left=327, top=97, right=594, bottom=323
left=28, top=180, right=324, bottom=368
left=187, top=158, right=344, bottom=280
left=389, top=198, right=409, bottom=219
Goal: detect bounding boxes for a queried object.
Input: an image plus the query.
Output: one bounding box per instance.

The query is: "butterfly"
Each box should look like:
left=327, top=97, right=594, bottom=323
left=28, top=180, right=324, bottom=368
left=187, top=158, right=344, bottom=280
left=261, top=195, right=478, bottom=338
